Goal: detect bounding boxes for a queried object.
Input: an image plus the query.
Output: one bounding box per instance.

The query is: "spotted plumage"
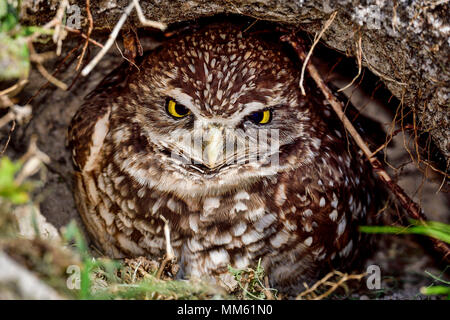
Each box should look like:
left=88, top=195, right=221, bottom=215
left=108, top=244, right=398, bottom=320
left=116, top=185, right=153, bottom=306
left=69, top=23, right=382, bottom=294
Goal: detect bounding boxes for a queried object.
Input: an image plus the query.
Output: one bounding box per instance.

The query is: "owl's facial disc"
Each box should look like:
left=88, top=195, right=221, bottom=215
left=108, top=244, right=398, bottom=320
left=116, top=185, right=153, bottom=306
left=124, top=25, right=314, bottom=194
left=157, top=92, right=278, bottom=172
left=162, top=117, right=279, bottom=173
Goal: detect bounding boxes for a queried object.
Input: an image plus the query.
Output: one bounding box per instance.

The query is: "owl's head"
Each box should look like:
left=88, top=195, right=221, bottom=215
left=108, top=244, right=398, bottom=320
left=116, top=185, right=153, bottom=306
left=112, top=24, right=318, bottom=196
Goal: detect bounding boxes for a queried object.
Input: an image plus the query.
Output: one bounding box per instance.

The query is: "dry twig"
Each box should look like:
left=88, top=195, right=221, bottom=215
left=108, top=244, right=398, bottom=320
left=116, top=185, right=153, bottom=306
left=64, top=26, right=103, bottom=48
left=0, top=79, right=28, bottom=99
left=0, top=105, right=31, bottom=129
left=81, top=0, right=166, bottom=77
left=37, top=0, right=69, bottom=56
left=75, top=0, right=94, bottom=70
left=1, top=120, right=15, bottom=155
left=155, top=215, right=176, bottom=279
left=81, top=1, right=136, bottom=76
left=338, top=35, right=362, bottom=92
left=29, top=43, right=68, bottom=90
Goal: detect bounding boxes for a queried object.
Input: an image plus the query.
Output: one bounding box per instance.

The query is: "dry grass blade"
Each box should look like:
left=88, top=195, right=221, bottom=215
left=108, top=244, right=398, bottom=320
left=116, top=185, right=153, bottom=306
left=155, top=215, right=177, bottom=280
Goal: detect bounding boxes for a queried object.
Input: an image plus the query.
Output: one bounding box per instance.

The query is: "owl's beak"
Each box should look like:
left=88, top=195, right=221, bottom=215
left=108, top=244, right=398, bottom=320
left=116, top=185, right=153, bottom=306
left=204, top=126, right=223, bottom=169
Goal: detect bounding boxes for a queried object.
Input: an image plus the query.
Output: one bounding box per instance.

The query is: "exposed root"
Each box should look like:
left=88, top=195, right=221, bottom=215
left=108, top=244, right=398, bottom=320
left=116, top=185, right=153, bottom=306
left=132, top=0, right=167, bottom=30
left=75, top=0, right=94, bottom=71
left=114, top=40, right=140, bottom=72
left=360, top=44, right=407, bottom=86
left=338, top=35, right=362, bottom=92
left=297, top=270, right=366, bottom=300
left=299, top=11, right=337, bottom=95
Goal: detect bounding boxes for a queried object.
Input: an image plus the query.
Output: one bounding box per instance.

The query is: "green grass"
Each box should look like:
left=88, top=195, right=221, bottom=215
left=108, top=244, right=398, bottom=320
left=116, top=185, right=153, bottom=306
left=63, top=220, right=226, bottom=300
left=421, top=269, right=450, bottom=299
left=359, top=220, right=450, bottom=244
left=228, top=258, right=277, bottom=300
left=0, top=154, right=225, bottom=300
left=63, top=221, right=112, bottom=299
left=1, top=151, right=447, bottom=300
left=0, top=0, right=55, bottom=81
left=360, top=220, right=450, bottom=299
left=0, top=157, right=32, bottom=204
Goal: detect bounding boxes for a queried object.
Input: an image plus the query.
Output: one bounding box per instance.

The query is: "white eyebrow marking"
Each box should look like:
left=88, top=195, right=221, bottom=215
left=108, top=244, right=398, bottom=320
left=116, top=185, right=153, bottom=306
left=163, top=88, right=202, bottom=117
left=224, top=97, right=284, bottom=124
left=203, top=101, right=270, bottom=126
left=241, top=101, right=266, bottom=112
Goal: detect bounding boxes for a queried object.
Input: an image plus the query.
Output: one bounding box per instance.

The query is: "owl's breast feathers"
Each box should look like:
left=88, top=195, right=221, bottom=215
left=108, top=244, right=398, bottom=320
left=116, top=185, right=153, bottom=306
left=70, top=98, right=380, bottom=293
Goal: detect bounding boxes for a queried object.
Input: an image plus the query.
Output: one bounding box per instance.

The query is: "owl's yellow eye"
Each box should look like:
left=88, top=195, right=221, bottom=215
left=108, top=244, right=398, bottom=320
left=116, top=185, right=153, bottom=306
left=248, top=109, right=272, bottom=124
left=166, top=99, right=191, bottom=118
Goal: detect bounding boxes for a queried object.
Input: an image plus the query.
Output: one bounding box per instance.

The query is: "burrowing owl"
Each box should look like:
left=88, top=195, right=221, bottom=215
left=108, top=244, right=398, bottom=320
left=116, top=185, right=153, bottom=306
left=69, top=23, right=381, bottom=293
